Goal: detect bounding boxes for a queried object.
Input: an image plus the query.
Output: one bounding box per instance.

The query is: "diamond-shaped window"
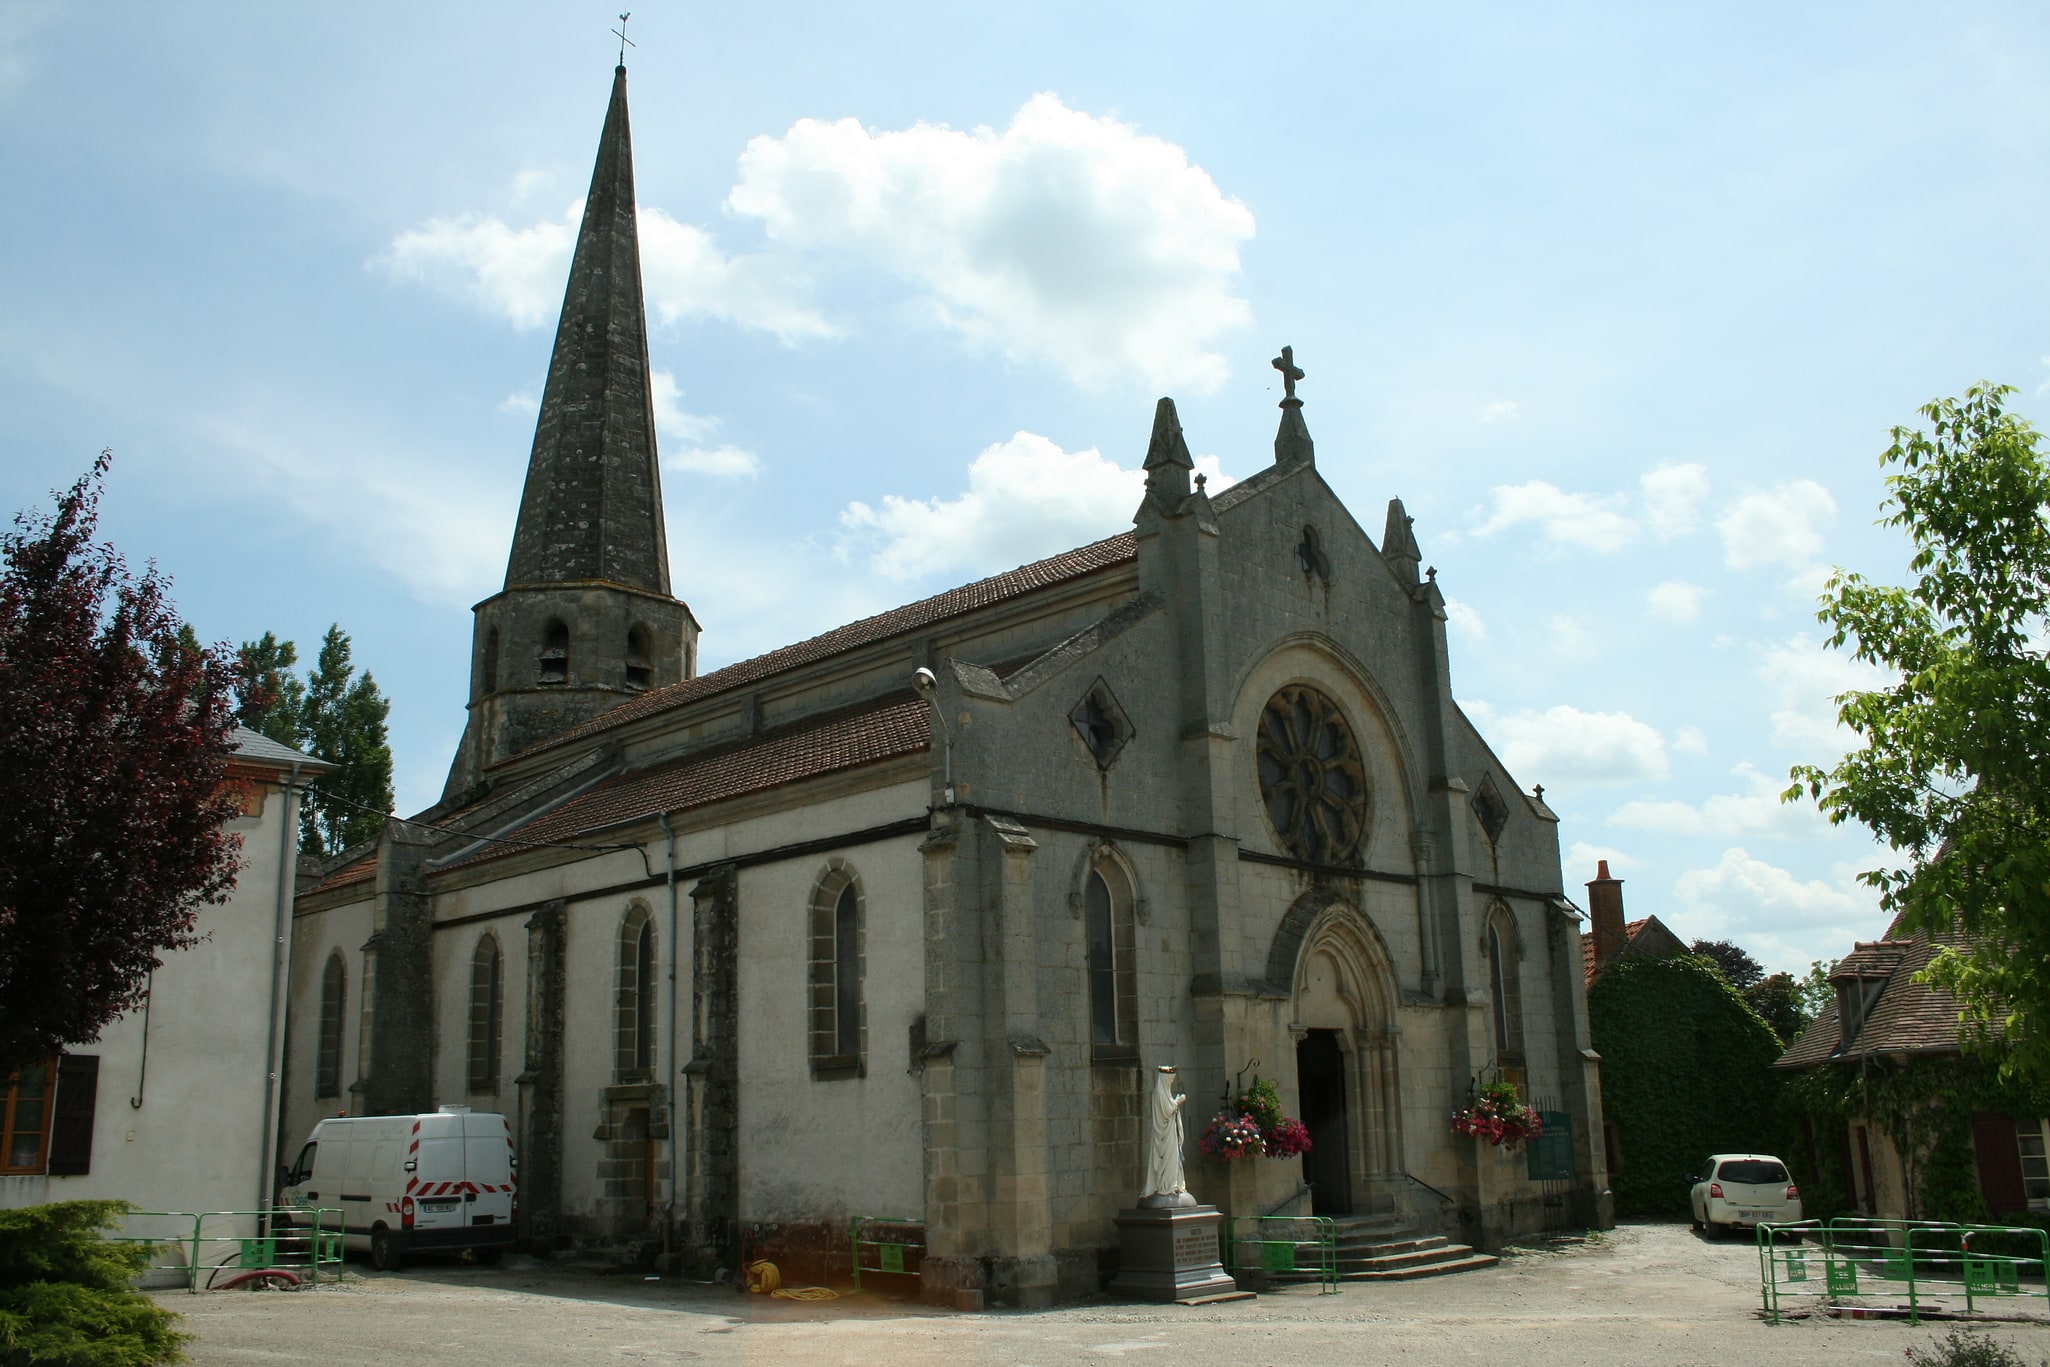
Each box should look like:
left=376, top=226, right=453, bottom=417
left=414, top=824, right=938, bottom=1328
left=1070, top=679, right=1133, bottom=769
left=1472, top=773, right=1509, bottom=849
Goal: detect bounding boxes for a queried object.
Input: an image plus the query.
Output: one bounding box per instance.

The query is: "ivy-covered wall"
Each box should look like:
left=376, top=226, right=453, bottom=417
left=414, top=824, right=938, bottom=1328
left=1588, top=956, right=1785, bottom=1217
left=1781, top=1053, right=2050, bottom=1224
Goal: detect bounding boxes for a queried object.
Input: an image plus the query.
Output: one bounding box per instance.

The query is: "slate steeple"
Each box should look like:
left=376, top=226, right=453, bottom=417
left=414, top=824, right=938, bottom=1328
left=506, top=65, right=670, bottom=594
left=446, top=65, right=699, bottom=799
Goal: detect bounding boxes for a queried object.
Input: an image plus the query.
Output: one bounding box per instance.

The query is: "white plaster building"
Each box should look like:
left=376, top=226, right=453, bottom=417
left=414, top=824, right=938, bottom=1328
left=1, top=728, right=327, bottom=1234
left=282, top=64, right=1612, bottom=1304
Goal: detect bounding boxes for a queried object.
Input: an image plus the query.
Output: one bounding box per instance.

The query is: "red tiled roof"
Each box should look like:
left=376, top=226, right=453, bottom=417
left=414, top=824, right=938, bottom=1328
left=309, top=851, right=376, bottom=896
left=441, top=694, right=930, bottom=871
left=520, top=533, right=1138, bottom=761
left=1581, top=917, right=1654, bottom=986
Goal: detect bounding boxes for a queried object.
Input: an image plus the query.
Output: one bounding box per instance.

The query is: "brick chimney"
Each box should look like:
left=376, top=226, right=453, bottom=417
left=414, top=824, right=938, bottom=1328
left=1586, top=859, right=1627, bottom=966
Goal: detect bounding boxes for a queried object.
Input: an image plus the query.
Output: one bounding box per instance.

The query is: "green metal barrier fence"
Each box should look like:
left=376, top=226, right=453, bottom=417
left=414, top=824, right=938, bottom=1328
left=114, top=1209, right=344, bottom=1294
left=849, top=1216, right=924, bottom=1291
left=1226, top=1214, right=1338, bottom=1293
left=1757, top=1217, right=2049, bottom=1325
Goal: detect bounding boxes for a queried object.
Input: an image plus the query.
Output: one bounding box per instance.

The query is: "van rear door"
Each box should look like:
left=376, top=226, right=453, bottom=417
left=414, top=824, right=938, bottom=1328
left=409, top=1113, right=470, bottom=1239
left=462, top=1112, right=516, bottom=1232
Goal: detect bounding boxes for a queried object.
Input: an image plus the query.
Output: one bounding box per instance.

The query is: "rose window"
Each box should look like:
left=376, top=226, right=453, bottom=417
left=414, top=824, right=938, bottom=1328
left=1256, top=685, right=1368, bottom=865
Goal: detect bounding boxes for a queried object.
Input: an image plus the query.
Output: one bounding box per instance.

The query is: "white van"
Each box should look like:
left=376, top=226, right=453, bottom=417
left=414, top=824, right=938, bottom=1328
left=278, top=1106, right=516, bottom=1269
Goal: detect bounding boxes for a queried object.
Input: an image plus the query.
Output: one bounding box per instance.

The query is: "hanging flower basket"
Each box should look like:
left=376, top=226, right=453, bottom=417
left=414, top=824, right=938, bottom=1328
left=1199, top=1077, right=1314, bottom=1161
left=1199, top=1112, right=1266, bottom=1160
left=1451, top=1077, right=1543, bottom=1149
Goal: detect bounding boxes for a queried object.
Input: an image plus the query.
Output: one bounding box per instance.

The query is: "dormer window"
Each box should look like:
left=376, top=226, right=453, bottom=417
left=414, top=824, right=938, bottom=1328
left=538, top=620, right=569, bottom=685
left=625, top=625, right=652, bottom=691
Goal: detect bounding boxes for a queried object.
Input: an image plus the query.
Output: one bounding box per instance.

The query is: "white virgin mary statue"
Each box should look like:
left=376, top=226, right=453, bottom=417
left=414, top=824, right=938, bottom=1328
left=1140, top=1064, right=1197, bottom=1208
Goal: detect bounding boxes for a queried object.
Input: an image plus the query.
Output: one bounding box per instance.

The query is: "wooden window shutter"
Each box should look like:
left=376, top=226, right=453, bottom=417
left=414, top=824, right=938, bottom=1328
left=47, top=1055, right=100, bottom=1176
left=1971, top=1110, right=2028, bottom=1216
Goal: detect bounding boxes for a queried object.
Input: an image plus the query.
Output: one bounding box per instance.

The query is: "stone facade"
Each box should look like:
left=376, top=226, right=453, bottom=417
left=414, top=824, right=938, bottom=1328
left=280, top=65, right=1613, bottom=1305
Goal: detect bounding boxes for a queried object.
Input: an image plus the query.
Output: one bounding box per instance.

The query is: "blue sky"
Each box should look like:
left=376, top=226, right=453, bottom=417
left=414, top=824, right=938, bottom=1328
left=5, top=3, right=2047, bottom=977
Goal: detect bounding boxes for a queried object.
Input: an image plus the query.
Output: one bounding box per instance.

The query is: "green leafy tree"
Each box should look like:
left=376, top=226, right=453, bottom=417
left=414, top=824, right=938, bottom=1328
left=232, top=630, right=305, bottom=749
left=1690, top=938, right=1766, bottom=990
left=1788, top=383, right=2050, bottom=1084
left=298, top=625, right=393, bottom=858
left=1793, top=959, right=1836, bottom=1024
left=226, top=625, right=391, bottom=857
left=1744, top=972, right=1807, bottom=1045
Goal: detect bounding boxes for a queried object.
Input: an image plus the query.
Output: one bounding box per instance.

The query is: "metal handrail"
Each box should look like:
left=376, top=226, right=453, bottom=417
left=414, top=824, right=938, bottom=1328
left=1400, top=1171, right=1456, bottom=1205
left=1260, top=1181, right=1313, bottom=1218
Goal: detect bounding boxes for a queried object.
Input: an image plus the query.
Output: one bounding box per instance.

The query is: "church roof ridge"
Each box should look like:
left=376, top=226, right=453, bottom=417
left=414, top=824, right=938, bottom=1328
left=446, top=692, right=932, bottom=872
left=502, top=530, right=1139, bottom=765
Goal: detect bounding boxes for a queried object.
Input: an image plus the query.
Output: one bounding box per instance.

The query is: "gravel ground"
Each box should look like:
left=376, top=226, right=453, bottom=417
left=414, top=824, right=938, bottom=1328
left=155, top=1222, right=2050, bottom=1367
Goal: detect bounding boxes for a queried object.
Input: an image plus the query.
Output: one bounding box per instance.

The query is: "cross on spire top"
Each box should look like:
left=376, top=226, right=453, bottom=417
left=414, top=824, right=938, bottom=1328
left=612, top=12, right=635, bottom=67
left=1272, top=345, right=1305, bottom=403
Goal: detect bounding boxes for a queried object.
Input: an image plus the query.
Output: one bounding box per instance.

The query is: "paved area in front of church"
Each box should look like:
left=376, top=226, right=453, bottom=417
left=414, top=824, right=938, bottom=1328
left=158, top=1222, right=2048, bottom=1366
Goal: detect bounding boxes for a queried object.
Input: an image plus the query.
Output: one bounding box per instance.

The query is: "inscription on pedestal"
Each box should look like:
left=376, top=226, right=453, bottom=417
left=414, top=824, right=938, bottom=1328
left=1171, top=1226, right=1217, bottom=1265
left=1109, top=1204, right=1241, bottom=1303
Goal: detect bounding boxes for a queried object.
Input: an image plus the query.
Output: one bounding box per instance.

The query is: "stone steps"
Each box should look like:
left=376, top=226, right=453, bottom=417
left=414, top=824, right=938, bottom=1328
left=1259, top=1217, right=1499, bottom=1284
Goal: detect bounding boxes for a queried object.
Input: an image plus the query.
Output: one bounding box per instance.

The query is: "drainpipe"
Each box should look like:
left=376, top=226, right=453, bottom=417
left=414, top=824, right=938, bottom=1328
left=655, top=810, right=680, bottom=1264
left=257, top=761, right=305, bottom=1235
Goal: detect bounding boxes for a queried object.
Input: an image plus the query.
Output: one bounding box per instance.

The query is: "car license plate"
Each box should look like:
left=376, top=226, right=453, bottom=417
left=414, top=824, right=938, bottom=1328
left=1740, top=1210, right=1773, bottom=1220
left=421, top=1199, right=459, bottom=1213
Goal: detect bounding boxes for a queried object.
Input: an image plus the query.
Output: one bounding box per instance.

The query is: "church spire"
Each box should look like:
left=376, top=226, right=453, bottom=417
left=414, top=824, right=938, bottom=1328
left=447, top=64, right=698, bottom=799
left=504, top=63, right=670, bottom=595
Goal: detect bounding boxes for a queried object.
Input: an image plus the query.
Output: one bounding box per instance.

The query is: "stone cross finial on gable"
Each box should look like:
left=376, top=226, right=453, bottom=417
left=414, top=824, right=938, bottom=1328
left=1271, top=345, right=1305, bottom=401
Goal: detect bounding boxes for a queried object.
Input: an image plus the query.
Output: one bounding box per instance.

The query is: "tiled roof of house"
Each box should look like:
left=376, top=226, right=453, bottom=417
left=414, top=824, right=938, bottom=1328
left=521, top=532, right=1138, bottom=760
left=1776, top=919, right=1965, bottom=1068
left=1581, top=917, right=1653, bottom=986
left=441, top=693, right=930, bottom=872
left=308, top=850, right=376, bottom=896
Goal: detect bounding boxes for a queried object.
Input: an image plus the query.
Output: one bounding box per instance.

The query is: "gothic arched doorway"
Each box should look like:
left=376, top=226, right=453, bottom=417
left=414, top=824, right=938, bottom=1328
left=1280, top=895, right=1401, bottom=1218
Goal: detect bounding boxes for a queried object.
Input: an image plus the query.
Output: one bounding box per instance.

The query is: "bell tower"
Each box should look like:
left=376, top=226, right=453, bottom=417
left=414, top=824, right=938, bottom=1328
left=446, top=64, right=698, bottom=798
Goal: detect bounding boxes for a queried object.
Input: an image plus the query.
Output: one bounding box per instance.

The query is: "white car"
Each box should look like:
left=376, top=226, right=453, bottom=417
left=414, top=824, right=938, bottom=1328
left=1690, top=1153, right=1801, bottom=1239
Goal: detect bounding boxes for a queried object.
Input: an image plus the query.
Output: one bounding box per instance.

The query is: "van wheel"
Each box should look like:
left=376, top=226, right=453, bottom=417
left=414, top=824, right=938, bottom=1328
left=371, top=1227, right=406, bottom=1272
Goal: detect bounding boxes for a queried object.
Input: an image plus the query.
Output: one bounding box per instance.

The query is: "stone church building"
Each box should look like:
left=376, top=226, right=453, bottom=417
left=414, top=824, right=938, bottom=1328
left=283, top=65, right=1612, bottom=1302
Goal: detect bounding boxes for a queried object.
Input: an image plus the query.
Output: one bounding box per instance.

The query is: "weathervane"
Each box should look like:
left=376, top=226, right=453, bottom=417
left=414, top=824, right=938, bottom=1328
left=1272, top=345, right=1305, bottom=402
left=612, top=12, right=635, bottom=66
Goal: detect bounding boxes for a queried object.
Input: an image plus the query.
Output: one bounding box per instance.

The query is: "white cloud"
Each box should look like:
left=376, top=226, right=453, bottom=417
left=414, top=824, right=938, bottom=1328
left=1470, top=462, right=1711, bottom=554
left=1674, top=847, right=1866, bottom=929
left=498, top=389, right=539, bottom=418
left=1548, top=613, right=1594, bottom=658
left=1444, top=597, right=1487, bottom=641
left=1609, top=762, right=1825, bottom=839
left=1641, top=463, right=1710, bottom=539
left=650, top=371, right=760, bottom=479
left=1755, top=632, right=1890, bottom=755
left=1471, top=481, right=1634, bottom=552
left=376, top=201, right=831, bottom=342
left=1566, top=842, right=1635, bottom=880
left=197, top=409, right=509, bottom=606
left=1479, top=400, right=1519, bottom=424
left=727, top=93, right=1255, bottom=392
left=1466, top=702, right=1670, bottom=788
left=1673, top=725, right=1709, bottom=756
left=1647, top=579, right=1706, bottom=623
left=838, top=431, right=1233, bottom=583
left=1719, top=480, right=1837, bottom=574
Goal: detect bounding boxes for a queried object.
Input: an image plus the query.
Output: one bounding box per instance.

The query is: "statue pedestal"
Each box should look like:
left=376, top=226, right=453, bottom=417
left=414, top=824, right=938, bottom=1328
left=1107, top=1204, right=1245, bottom=1303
